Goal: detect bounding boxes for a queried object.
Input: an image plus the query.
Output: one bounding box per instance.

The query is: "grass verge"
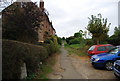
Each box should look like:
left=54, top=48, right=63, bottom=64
left=65, top=44, right=90, bottom=56
left=26, top=54, right=59, bottom=79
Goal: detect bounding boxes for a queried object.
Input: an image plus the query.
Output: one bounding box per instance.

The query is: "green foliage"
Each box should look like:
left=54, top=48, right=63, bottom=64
left=2, top=39, right=59, bottom=79
left=69, top=38, right=80, bottom=45
left=34, top=54, right=57, bottom=79
left=86, top=39, right=94, bottom=45
left=74, top=30, right=84, bottom=38
left=65, top=44, right=90, bottom=56
left=114, top=26, right=120, bottom=36
left=66, top=36, right=74, bottom=44
left=74, top=32, right=82, bottom=38
left=2, top=2, right=42, bottom=44
left=44, top=36, right=59, bottom=55
left=62, top=37, right=66, bottom=40
left=107, top=26, right=120, bottom=45
left=66, top=30, right=85, bottom=45
left=57, top=37, right=62, bottom=45
left=86, top=14, right=110, bottom=44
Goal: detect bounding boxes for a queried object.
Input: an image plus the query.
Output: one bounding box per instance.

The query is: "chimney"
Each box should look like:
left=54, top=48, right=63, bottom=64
left=40, top=0, right=44, bottom=11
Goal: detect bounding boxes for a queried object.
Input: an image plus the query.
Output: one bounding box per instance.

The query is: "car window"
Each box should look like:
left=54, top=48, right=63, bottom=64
left=88, top=46, right=95, bottom=51
left=106, top=46, right=113, bottom=50
left=109, top=48, right=119, bottom=54
left=97, top=46, right=106, bottom=51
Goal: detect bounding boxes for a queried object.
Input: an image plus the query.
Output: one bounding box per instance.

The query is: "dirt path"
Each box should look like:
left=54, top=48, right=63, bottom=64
left=48, top=45, right=117, bottom=79
left=60, top=47, right=84, bottom=79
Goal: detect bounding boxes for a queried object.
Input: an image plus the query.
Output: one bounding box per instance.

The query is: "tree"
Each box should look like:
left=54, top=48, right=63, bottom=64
left=107, top=26, right=120, bottom=45
left=2, top=2, right=42, bottom=44
left=66, top=36, right=74, bottom=44
left=74, top=30, right=84, bottom=38
left=114, top=26, right=120, bottom=36
left=57, top=37, right=62, bottom=45
left=86, top=14, right=110, bottom=44
left=62, top=37, right=65, bottom=40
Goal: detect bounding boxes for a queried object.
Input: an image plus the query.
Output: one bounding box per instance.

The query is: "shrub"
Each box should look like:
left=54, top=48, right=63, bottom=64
left=69, top=38, right=80, bottom=45
left=2, top=39, right=48, bottom=79
left=57, top=37, right=62, bottom=45
left=3, top=37, right=60, bottom=79
left=44, top=36, right=59, bottom=54
left=66, top=36, right=74, bottom=44
left=107, top=35, right=120, bottom=46
left=86, top=39, right=94, bottom=45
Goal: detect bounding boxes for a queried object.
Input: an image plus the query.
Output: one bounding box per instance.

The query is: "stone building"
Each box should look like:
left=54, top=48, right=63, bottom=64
left=2, top=0, right=56, bottom=42
left=38, top=0, right=56, bottom=42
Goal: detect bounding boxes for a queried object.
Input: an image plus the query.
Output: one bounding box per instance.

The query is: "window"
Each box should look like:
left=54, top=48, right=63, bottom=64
left=106, top=46, right=114, bottom=50
left=97, top=46, right=106, bottom=51
left=88, top=46, right=95, bottom=51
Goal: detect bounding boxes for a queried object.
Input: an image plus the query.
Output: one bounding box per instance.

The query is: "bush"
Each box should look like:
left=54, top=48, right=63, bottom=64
left=57, top=37, right=62, bottom=45
left=66, top=36, right=74, bottom=44
left=44, top=36, right=59, bottom=54
left=2, top=40, right=49, bottom=79
left=86, top=39, right=94, bottom=45
left=107, top=35, right=120, bottom=46
left=69, top=38, right=80, bottom=45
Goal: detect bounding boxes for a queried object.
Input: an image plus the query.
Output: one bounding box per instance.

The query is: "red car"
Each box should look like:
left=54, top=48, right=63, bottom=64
left=87, top=44, right=114, bottom=57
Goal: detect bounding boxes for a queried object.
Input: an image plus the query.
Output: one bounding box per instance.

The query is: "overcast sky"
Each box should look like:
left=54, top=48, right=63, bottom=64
left=32, top=0, right=119, bottom=38
left=1, top=0, right=120, bottom=37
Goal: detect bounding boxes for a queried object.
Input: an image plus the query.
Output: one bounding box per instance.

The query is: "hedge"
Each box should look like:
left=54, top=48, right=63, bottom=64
left=2, top=39, right=53, bottom=79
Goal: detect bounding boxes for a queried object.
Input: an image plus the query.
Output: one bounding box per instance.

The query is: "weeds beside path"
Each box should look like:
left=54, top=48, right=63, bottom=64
left=34, top=53, right=60, bottom=79
left=65, top=44, right=90, bottom=56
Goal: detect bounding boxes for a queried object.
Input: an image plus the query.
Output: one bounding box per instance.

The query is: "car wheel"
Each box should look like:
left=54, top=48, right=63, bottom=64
left=105, top=61, right=113, bottom=71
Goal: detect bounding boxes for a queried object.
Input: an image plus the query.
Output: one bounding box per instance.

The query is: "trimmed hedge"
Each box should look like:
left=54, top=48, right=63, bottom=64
left=2, top=40, right=50, bottom=79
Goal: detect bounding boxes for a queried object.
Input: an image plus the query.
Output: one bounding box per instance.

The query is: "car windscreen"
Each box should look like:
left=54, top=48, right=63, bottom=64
left=88, top=46, right=95, bottom=51
left=109, top=48, right=119, bottom=54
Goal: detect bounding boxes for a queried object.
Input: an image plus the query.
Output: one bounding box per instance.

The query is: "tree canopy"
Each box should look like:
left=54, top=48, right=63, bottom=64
left=74, top=30, right=84, bottom=38
left=107, top=26, right=120, bottom=45
left=86, top=14, right=111, bottom=44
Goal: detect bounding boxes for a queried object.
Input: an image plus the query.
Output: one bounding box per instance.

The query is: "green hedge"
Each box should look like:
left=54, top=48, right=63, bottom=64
left=2, top=40, right=50, bottom=79
left=44, top=36, right=59, bottom=55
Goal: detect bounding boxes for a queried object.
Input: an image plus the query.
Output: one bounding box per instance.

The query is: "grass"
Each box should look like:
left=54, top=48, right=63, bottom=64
left=26, top=54, right=57, bottom=79
left=37, top=64, right=53, bottom=79
left=36, top=54, right=57, bottom=79
left=65, top=43, right=90, bottom=56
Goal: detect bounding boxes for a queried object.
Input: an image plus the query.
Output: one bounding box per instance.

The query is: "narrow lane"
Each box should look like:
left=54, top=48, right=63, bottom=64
left=60, top=44, right=117, bottom=79
left=48, top=44, right=118, bottom=79
left=60, top=44, right=84, bottom=79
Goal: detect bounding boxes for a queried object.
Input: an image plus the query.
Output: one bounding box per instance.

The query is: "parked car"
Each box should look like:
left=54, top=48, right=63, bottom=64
left=91, top=47, right=120, bottom=70
left=113, top=60, right=120, bottom=78
left=117, top=45, right=120, bottom=48
left=88, top=44, right=114, bottom=57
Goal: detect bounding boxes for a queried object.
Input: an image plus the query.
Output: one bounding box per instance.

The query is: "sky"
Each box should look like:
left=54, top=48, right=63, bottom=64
left=32, top=0, right=119, bottom=38
left=0, top=0, right=120, bottom=37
